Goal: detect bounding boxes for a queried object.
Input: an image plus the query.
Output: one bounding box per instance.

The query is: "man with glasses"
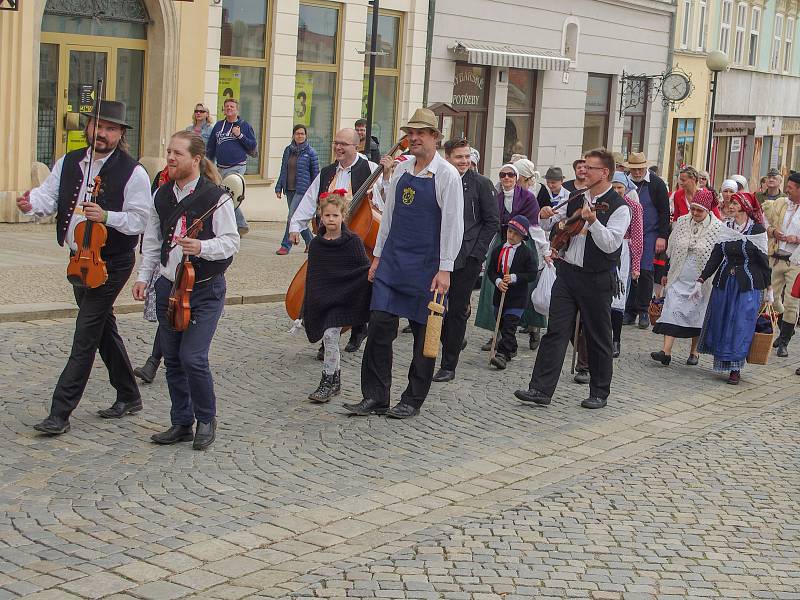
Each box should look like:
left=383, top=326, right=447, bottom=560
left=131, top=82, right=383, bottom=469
left=514, top=148, right=630, bottom=410
left=289, top=128, right=382, bottom=353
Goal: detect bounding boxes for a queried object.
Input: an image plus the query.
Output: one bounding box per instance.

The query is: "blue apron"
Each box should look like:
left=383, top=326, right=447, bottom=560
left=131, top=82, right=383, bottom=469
left=371, top=171, right=442, bottom=324
left=638, top=182, right=658, bottom=272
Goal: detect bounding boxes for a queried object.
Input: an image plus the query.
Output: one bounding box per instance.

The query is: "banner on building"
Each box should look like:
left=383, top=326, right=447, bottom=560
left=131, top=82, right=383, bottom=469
left=0, top=0, right=19, bottom=11
left=294, top=73, right=313, bottom=127
left=217, top=67, right=241, bottom=120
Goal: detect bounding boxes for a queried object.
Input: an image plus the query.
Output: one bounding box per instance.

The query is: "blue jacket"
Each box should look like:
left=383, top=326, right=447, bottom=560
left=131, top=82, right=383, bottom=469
left=206, top=118, right=257, bottom=168
left=275, top=142, right=319, bottom=198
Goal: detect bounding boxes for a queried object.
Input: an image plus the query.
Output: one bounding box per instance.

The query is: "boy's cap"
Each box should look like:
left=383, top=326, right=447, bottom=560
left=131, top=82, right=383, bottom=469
left=507, top=215, right=530, bottom=238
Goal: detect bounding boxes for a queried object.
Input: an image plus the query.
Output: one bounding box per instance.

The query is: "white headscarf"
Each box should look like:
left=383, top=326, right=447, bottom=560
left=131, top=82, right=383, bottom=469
left=500, top=163, right=519, bottom=177
left=721, top=179, right=738, bottom=193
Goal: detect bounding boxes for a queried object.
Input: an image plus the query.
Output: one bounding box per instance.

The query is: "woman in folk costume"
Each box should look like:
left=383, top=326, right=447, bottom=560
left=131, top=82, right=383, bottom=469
left=697, top=192, right=771, bottom=384
left=610, top=172, right=644, bottom=357
left=302, top=190, right=371, bottom=402
left=475, top=163, right=539, bottom=350
left=651, top=189, right=726, bottom=366
left=671, top=166, right=722, bottom=221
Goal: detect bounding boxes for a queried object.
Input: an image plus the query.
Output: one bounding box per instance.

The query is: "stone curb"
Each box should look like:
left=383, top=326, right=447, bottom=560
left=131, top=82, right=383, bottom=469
left=0, top=289, right=285, bottom=322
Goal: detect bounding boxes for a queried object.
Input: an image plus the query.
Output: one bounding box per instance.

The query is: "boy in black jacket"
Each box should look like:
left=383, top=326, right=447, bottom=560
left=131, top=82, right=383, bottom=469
left=488, top=215, right=536, bottom=369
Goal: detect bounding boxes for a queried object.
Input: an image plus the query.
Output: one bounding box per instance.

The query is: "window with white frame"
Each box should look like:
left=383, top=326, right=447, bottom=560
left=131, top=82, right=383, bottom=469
left=785, top=17, right=794, bottom=71
left=697, top=0, right=708, bottom=50
left=748, top=6, right=761, bottom=66
left=734, top=3, right=747, bottom=63
left=681, top=0, right=692, bottom=48
left=772, top=13, right=784, bottom=70
left=720, top=0, right=733, bottom=54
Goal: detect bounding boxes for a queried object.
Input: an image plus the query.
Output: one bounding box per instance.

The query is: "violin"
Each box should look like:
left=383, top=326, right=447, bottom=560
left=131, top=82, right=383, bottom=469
left=549, top=180, right=610, bottom=252
left=166, top=196, right=232, bottom=332
left=284, top=136, right=410, bottom=321
left=66, top=175, right=108, bottom=288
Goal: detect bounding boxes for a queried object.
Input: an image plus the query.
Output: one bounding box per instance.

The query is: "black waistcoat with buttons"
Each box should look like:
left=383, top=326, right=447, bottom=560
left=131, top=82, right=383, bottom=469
left=57, top=147, right=140, bottom=257
left=153, top=176, right=233, bottom=281
left=318, top=157, right=373, bottom=201
left=565, top=188, right=626, bottom=272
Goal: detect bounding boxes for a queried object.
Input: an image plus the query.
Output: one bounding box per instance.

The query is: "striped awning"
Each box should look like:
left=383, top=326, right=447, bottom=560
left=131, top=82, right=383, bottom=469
left=450, top=42, right=570, bottom=72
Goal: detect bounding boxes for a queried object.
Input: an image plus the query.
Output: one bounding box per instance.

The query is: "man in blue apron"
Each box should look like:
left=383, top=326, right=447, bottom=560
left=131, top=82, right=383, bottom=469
left=343, top=108, right=464, bottom=419
left=622, top=152, right=669, bottom=329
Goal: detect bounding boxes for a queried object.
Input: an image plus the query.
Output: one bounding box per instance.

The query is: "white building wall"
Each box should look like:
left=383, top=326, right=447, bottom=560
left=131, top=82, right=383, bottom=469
left=429, top=0, right=674, bottom=180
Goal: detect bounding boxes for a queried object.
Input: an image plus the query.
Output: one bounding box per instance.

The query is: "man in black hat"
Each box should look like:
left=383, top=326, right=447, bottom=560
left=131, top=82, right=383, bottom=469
left=16, top=101, right=151, bottom=435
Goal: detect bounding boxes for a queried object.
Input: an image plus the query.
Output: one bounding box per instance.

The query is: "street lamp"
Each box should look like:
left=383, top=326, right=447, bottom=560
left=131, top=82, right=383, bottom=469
left=705, top=50, right=729, bottom=174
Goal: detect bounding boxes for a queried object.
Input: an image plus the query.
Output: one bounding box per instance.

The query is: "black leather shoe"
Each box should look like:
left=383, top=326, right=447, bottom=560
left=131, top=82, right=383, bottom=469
left=573, top=370, right=590, bottom=384
left=432, top=368, right=455, bottom=382
left=581, top=396, right=607, bottom=409
left=514, top=388, right=551, bottom=405
left=612, top=341, right=621, bottom=358
left=480, top=336, right=499, bottom=351
left=133, top=356, right=159, bottom=384
left=637, top=313, right=650, bottom=329
left=387, top=402, right=419, bottom=419
left=529, top=333, right=540, bottom=350
left=686, top=354, right=699, bottom=366
left=33, top=415, right=70, bottom=435
left=151, top=425, right=194, bottom=445
left=344, top=330, right=367, bottom=352
left=97, top=399, right=143, bottom=419
left=342, top=398, right=389, bottom=416
left=490, top=354, right=507, bottom=370
left=316, top=344, right=324, bottom=361
left=461, top=339, right=468, bottom=351
left=193, top=419, right=217, bottom=450
left=650, top=350, right=671, bottom=366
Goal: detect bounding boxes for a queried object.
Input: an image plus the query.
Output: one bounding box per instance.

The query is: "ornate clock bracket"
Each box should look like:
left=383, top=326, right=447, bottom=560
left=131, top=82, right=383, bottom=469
left=618, top=67, right=694, bottom=120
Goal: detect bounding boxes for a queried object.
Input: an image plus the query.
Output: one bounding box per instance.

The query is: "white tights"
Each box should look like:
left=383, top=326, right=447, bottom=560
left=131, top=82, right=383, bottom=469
left=322, top=327, right=342, bottom=375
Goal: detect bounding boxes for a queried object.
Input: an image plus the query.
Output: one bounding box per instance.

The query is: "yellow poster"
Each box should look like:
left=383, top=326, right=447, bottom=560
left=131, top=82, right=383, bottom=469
left=217, top=67, right=241, bottom=120
left=294, top=73, right=313, bottom=127
left=66, top=131, right=87, bottom=154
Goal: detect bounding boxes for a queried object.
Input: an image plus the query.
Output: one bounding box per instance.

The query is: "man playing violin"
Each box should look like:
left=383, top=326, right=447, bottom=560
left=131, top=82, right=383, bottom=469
left=17, top=101, right=151, bottom=435
left=289, top=127, right=384, bottom=353
left=133, top=131, right=240, bottom=450
left=514, top=148, right=631, bottom=410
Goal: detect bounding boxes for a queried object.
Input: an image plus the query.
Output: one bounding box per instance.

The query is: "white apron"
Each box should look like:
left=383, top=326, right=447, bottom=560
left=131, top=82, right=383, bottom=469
left=657, top=255, right=710, bottom=329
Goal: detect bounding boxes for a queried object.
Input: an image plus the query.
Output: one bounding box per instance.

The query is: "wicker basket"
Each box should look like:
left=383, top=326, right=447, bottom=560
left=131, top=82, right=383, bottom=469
left=648, top=292, right=664, bottom=326
left=746, top=304, right=778, bottom=365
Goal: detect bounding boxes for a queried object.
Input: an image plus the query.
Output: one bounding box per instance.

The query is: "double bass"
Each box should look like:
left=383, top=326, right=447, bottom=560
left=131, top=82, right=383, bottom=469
left=284, top=136, right=409, bottom=321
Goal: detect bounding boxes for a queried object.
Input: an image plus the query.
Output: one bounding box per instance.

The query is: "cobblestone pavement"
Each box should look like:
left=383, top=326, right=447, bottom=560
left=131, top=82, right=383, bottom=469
left=0, top=302, right=798, bottom=599
left=0, top=223, right=304, bottom=305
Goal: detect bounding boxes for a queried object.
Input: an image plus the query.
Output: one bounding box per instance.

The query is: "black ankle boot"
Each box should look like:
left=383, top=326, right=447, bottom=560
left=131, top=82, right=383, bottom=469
left=309, top=372, right=340, bottom=403
left=133, top=356, right=160, bottom=384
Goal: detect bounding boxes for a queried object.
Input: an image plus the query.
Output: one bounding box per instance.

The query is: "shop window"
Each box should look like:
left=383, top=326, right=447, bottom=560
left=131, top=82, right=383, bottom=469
left=582, top=73, right=611, bottom=152
left=504, top=68, right=536, bottom=163
left=220, top=0, right=270, bottom=175
left=295, top=1, right=341, bottom=165
left=449, top=64, right=489, bottom=168
left=362, top=11, right=402, bottom=153
left=671, top=118, right=696, bottom=185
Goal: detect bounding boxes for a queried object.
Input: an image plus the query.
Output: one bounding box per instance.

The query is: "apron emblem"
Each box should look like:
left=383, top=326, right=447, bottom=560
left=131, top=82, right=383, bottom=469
left=401, top=186, right=415, bottom=205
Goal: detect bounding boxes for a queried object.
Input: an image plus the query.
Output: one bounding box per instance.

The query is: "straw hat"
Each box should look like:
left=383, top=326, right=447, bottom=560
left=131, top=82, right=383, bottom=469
left=400, top=108, right=440, bottom=133
left=621, top=152, right=655, bottom=169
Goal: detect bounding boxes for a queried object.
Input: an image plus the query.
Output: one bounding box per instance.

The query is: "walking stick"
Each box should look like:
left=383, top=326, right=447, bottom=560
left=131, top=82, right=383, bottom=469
left=570, top=310, right=580, bottom=375
left=488, top=262, right=511, bottom=363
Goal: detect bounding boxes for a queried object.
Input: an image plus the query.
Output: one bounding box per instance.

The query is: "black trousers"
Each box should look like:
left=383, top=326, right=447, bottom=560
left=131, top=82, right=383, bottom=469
left=529, top=262, right=615, bottom=400
left=361, top=310, right=435, bottom=409
left=625, top=270, right=654, bottom=316
left=440, top=257, right=481, bottom=371
left=50, top=252, right=140, bottom=420
left=497, top=312, right=521, bottom=358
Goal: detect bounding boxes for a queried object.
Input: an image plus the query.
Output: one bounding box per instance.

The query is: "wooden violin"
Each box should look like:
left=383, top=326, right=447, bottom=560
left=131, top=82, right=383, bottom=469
left=550, top=180, right=609, bottom=252
left=166, top=197, right=232, bottom=332
left=66, top=175, right=108, bottom=288
left=284, top=135, right=409, bottom=321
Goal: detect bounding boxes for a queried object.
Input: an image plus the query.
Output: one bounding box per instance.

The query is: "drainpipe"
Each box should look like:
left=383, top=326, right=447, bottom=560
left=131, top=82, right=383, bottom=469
left=657, top=2, right=677, bottom=174
left=422, top=0, right=435, bottom=105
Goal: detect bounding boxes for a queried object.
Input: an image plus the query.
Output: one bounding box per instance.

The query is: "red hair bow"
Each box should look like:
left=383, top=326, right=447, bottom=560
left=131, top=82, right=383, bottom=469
left=320, top=188, right=348, bottom=200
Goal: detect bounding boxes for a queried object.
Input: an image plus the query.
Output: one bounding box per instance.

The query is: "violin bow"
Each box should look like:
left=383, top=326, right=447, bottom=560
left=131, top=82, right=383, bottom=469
left=167, top=195, right=232, bottom=251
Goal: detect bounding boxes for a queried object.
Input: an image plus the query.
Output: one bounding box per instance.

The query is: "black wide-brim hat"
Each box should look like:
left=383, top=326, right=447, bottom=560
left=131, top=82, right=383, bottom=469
left=80, top=100, right=132, bottom=129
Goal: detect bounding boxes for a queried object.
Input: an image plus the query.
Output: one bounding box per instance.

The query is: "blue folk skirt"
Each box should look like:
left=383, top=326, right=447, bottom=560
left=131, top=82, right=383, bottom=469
left=698, top=276, right=761, bottom=372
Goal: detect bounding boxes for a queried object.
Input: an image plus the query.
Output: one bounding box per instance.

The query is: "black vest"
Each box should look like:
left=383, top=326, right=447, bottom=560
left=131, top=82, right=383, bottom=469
left=57, top=147, right=140, bottom=257
left=153, top=176, right=233, bottom=280
left=565, top=188, right=627, bottom=272
left=318, top=157, right=373, bottom=202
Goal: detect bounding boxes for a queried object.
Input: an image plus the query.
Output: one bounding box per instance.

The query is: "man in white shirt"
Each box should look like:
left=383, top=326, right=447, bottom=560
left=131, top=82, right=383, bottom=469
left=133, top=131, right=240, bottom=449
left=16, top=101, right=150, bottom=435
left=344, top=108, right=464, bottom=419
left=515, top=148, right=631, bottom=410
left=763, top=172, right=800, bottom=356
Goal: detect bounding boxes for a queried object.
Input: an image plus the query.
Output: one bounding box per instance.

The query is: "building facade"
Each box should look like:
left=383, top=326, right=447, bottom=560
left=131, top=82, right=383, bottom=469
left=0, top=0, right=427, bottom=222
left=427, top=0, right=675, bottom=180
left=665, top=0, right=800, bottom=189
